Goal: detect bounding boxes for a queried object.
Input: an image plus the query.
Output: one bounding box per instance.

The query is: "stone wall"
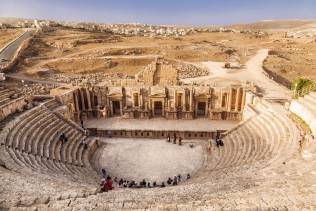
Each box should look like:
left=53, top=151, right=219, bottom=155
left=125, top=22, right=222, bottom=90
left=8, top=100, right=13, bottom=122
left=0, top=97, right=26, bottom=121
left=67, top=84, right=247, bottom=122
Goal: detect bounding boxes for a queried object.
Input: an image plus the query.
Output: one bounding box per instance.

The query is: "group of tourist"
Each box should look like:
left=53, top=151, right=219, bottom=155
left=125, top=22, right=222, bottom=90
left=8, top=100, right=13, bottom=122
left=167, top=134, right=183, bottom=145
left=58, top=132, right=68, bottom=144
left=100, top=168, right=191, bottom=192
left=216, top=139, right=224, bottom=148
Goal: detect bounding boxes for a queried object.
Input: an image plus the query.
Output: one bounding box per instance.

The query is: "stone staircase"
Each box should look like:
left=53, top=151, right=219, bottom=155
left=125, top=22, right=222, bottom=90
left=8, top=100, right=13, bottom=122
left=16, top=100, right=311, bottom=210
left=0, top=104, right=100, bottom=209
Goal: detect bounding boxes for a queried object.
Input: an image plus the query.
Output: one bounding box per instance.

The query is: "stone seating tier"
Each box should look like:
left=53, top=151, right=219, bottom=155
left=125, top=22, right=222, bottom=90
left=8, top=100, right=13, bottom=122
left=0, top=99, right=303, bottom=210
left=0, top=104, right=99, bottom=185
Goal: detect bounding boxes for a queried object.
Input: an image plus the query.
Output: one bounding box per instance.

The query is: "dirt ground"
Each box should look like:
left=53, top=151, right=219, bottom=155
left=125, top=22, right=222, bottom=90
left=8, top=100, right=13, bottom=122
left=15, top=27, right=268, bottom=77
left=263, top=37, right=316, bottom=82
left=13, top=26, right=316, bottom=84
left=0, top=29, right=22, bottom=49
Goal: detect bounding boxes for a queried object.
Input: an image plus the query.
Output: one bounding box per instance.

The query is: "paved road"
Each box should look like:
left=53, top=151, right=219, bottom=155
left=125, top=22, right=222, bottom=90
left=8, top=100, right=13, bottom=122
left=0, top=30, right=33, bottom=65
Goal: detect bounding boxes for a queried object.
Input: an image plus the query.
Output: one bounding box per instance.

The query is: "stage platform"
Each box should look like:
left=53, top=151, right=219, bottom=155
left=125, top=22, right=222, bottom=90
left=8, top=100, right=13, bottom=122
left=85, top=117, right=239, bottom=132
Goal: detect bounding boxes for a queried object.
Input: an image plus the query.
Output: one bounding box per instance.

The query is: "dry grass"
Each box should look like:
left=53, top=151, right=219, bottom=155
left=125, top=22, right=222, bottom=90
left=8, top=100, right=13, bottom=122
left=45, top=57, right=153, bottom=75
left=0, top=29, right=23, bottom=49
left=290, top=113, right=312, bottom=135
left=16, top=27, right=269, bottom=77
left=15, top=27, right=316, bottom=84
left=263, top=38, right=316, bottom=82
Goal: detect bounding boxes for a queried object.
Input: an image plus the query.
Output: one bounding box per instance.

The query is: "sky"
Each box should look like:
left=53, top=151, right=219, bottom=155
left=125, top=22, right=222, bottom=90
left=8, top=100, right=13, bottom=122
left=0, top=0, right=316, bottom=26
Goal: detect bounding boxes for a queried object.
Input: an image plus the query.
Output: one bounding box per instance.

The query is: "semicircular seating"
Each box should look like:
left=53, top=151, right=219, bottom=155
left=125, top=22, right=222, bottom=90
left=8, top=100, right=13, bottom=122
left=290, top=92, right=316, bottom=137
left=0, top=101, right=99, bottom=183
left=0, top=98, right=307, bottom=210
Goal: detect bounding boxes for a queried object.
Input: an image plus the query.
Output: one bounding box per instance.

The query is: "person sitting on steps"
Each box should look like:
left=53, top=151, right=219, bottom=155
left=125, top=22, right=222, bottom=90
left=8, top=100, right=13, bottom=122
left=161, top=182, right=166, bottom=188
left=172, top=176, right=178, bottom=186
left=167, top=177, right=173, bottom=185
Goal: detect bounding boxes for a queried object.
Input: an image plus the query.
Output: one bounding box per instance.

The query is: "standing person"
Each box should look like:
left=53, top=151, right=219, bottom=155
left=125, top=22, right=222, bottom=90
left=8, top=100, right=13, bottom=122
left=167, top=134, right=171, bottom=142
left=173, top=133, right=177, bottom=144
left=219, top=139, right=224, bottom=147
left=187, top=174, right=191, bottom=179
left=101, top=168, right=107, bottom=178
left=80, top=118, right=84, bottom=129
left=178, top=137, right=182, bottom=145
left=63, top=135, right=68, bottom=144
left=172, top=176, right=178, bottom=186
left=207, top=139, right=212, bottom=151
left=216, top=139, right=220, bottom=148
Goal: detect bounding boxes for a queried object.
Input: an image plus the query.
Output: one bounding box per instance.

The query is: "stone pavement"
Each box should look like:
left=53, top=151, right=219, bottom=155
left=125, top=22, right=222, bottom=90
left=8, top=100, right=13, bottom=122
left=93, top=138, right=205, bottom=183
left=85, top=117, right=238, bottom=132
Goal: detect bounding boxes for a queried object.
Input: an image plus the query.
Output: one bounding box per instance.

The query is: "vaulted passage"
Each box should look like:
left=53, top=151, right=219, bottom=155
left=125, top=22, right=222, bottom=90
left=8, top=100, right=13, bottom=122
left=154, top=101, right=163, bottom=117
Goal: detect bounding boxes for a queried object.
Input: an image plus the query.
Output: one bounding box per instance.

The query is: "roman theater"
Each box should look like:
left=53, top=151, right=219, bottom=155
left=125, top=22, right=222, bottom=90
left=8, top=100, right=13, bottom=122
left=1, top=19, right=316, bottom=210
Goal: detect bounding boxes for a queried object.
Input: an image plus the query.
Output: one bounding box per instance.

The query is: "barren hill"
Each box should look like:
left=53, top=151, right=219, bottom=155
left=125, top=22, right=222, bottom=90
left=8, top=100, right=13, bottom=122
left=230, top=20, right=316, bottom=31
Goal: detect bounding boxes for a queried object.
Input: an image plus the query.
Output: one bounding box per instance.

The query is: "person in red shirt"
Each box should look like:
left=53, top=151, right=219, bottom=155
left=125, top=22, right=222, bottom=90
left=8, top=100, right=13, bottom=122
left=104, top=176, right=113, bottom=192
left=100, top=176, right=113, bottom=192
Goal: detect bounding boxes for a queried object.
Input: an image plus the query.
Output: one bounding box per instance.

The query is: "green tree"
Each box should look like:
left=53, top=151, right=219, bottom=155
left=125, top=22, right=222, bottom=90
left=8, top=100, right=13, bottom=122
left=292, top=78, right=314, bottom=98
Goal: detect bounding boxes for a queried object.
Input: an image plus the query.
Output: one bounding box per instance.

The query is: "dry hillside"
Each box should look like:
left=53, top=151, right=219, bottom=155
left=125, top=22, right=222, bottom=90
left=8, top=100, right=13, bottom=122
left=15, top=27, right=268, bottom=77
left=0, top=29, right=23, bottom=49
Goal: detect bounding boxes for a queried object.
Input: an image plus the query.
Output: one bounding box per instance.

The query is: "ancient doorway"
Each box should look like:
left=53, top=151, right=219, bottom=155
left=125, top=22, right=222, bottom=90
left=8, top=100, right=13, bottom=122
left=154, top=101, right=163, bottom=117
left=112, top=101, right=121, bottom=116
left=221, top=111, right=227, bottom=120
left=197, top=102, right=206, bottom=117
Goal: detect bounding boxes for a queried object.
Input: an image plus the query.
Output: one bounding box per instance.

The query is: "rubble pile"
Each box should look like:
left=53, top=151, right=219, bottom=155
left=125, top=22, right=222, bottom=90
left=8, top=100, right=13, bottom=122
left=46, top=72, right=128, bottom=86
left=48, top=40, right=78, bottom=49
left=16, top=83, right=57, bottom=96
left=175, top=62, right=209, bottom=79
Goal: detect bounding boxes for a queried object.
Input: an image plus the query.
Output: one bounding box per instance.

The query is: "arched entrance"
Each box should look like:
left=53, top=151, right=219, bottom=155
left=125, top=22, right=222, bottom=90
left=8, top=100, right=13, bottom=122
left=154, top=101, right=163, bottom=117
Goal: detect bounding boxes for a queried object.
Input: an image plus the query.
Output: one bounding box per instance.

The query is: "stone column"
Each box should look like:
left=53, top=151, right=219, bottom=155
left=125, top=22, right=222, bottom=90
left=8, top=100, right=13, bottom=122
left=182, top=92, right=185, bottom=111
left=120, top=100, right=123, bottom=115
left=228, top=88, right=233, bottom=112
left=140, top=91, right=143, bottom=108
left=86, top=90, right=92, bottom=110
left=240, top=88, right=245, bottom=111
left=174, top=89, right=177, bottom=108
left=73, top=92, right=80, bottom=112
left=206, top=99, right=209, bottom=117
left=91, top=91, right=95, bottom=108
left=235, top=88, right=241, bottom=112
left=97, top=92, right=101, bottom=106
left=189, top=89, right=193, bottom=112
left=220, top=91, right=224, bottom=108
left=80, top=89, right=86, bottom=111
left=110, top=100, right=113, bottom=116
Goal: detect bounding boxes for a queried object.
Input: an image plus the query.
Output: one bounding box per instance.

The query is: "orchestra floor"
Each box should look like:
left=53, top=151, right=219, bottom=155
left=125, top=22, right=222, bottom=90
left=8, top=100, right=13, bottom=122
left=92, top=138, right=206, bottom=183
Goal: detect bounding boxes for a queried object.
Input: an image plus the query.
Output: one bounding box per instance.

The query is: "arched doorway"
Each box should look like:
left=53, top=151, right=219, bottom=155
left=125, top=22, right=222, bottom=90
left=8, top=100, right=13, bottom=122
left=154, top=101, right=163, bottom=117
left=197, top=102, right=206, bottom=117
